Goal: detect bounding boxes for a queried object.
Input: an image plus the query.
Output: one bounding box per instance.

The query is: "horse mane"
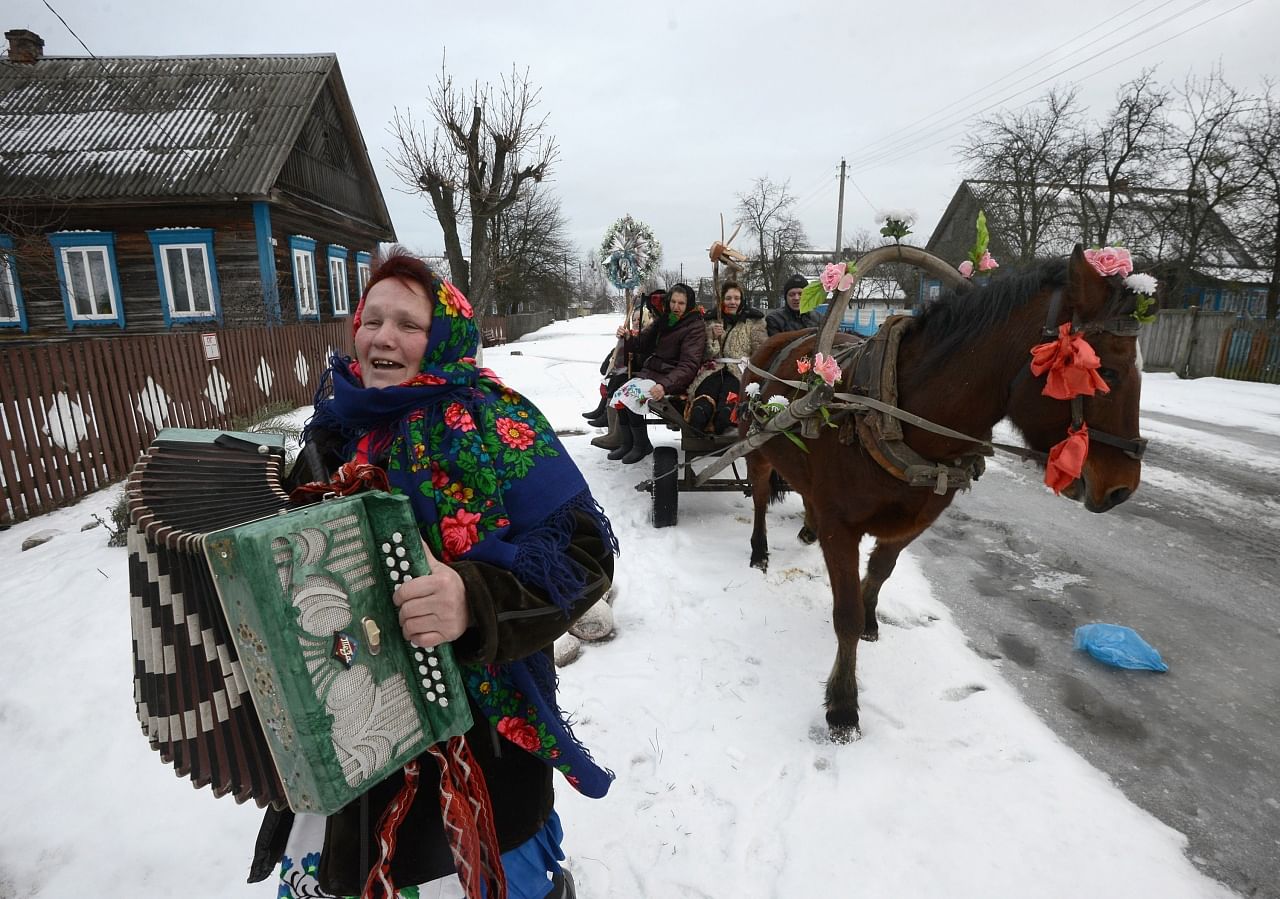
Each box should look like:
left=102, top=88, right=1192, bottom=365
left=908, top=258, right=1069, bottom=372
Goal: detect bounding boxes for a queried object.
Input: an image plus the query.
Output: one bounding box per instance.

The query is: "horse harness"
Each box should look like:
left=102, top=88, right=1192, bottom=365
left=748, top=288, right=1146, bottom=496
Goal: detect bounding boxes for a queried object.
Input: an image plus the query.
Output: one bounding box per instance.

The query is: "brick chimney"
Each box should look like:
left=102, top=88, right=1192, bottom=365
left=5, top=29, right=44, bottom=64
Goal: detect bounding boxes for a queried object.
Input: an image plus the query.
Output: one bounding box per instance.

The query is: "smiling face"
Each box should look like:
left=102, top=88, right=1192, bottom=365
left=354, top=276, right=433, bottom=388
left=722, top=288, right=742, bottom=313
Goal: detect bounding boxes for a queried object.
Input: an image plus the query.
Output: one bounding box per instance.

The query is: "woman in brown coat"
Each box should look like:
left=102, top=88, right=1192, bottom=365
left=608, top=283, right=706, bottom=464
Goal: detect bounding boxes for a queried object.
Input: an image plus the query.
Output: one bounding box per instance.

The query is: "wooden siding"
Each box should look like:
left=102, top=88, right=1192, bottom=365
left=0, top=320, right=350, bottom=524
left=1, top=201, right=379, bottom=342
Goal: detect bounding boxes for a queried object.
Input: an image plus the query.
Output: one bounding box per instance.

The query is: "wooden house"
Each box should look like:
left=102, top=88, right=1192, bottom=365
left=923, top=179, right=1269, bottom=314
left=0, top=29, right=395, bottom=342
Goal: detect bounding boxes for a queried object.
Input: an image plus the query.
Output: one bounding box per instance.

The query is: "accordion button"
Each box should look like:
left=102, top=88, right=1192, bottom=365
left=381, top=542, right=391, bottom=553
left=385, top=557, right=395, bottom=567
left=390, top=571, right=400, bottom=581
left=419, top=665, right=428, bottom=674
left=395, top=546, right=406, bottom=558
left=440, top=698, right=449, bottom=707
left=425, top=691, right=437, bottom=701
left=399, top=561, right=410, bottom=571
left=431, top=669, right=442, bottom=681
left=427, top=656, right=439, bottom=667
left=392, top=532, right=403, bottom=543
left=414, top=651, right=425, bottom=662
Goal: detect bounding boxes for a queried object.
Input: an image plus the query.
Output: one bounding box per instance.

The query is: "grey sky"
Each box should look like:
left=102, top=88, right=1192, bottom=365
left=8, top=0, right=1278, bottom=284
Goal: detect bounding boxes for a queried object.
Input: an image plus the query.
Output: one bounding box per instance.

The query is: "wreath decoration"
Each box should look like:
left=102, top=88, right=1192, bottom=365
left=598, top=215, right=661, bottom=290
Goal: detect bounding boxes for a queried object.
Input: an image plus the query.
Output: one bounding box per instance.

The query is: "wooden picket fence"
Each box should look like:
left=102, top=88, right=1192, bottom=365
left=1215, top=321, right=1280, bottom=384
left=0, top=322, right=350, bottom=525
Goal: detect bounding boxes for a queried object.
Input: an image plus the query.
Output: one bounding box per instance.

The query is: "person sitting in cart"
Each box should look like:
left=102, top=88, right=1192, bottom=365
left=766, top=273, right=823, bottom=336
left=608, top=283, right=706, bottom=464
left=587, top=291, right=665, bottom=452
left=686, top=281, right=767, bottom=434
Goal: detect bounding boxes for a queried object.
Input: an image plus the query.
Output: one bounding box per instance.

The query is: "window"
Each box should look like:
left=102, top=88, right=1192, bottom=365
left=356, top=251, right=372, bottom=296
left=148, top=229, right=220, bottom=324
left=289, top=236, right=318, bottom=319
left=49, top=232, right=125, bottom=328
left=328, top=246, right=350, bottom=315
left=1, top=235, right=25, bottom=329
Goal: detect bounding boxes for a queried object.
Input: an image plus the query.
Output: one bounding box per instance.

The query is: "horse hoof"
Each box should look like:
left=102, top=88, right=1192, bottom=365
left=825, top=707, right=861, bottom=739
left=797, top=526, right=817, bottom=545
left=861, top=629, right=879, bottom=643
left=750, top=555, right=769, bottom=572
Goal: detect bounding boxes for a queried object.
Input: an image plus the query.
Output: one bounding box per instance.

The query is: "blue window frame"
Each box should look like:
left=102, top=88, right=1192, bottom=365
left=49, top=231, right=125, bottom=329
left=327, top=245, right=350, bottom=316
left=289, top=236, right=319, bottom=320
left=147, top=228, right=222, bottom=326
left=0, top=235, right=28, bottom=331
left=355, top=251, right=373, bottom=297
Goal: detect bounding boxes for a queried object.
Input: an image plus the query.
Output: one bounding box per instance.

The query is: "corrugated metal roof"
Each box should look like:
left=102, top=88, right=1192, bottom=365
left=0, top=54, right=334, bottom=201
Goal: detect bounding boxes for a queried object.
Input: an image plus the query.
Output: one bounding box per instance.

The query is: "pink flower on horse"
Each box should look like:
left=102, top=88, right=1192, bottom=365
left=820, top=263, right=855, bottom=293
left=795, top=357, right=812, bottom=375
left=958, top=260, right=974, bottom=278
left=978, top=251, right=999, bottom=272
left=812, top=353, right=841, bottom=387
left=1084, top=247, right=1133, bottom=278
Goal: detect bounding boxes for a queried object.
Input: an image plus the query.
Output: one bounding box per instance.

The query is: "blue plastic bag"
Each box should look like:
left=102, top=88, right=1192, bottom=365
left=1073, top=623, right=1169, bottom=672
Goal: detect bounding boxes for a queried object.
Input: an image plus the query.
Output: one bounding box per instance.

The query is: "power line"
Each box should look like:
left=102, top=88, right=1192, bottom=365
left=844, top=0, right=1172, bottom=164
left=847, top=0, right=1244, bottom=175
left=847, top=0, right=1216, bottom=171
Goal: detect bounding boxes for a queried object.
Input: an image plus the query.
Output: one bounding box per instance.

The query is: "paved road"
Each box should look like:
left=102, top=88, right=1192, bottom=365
left=912, top=417, right=1280, bottom=897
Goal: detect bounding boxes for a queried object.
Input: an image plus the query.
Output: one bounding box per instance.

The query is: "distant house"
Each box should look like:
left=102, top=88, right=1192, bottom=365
left=0, top=29, right=395, bottom=342
left=924, top=179, right=1269, bottom=314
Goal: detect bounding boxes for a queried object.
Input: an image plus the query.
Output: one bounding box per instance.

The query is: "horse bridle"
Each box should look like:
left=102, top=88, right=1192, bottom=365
left=1035, top=288, right=1148, bottom=461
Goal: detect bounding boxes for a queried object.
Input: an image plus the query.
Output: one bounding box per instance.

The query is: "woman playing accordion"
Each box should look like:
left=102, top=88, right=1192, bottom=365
left=251, top=247, right=617, bottom=899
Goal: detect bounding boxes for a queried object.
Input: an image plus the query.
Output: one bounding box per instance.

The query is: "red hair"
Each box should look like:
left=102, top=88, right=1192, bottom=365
left=352, top=246, right=440, bottom=329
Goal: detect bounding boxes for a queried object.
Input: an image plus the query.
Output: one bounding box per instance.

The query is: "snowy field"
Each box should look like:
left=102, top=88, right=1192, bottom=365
left=3, top=313, right=1273, bottom=898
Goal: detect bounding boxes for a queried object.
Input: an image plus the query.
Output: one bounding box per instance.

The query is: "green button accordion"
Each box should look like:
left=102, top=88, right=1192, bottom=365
left=128, top=429, right=472, bottom=815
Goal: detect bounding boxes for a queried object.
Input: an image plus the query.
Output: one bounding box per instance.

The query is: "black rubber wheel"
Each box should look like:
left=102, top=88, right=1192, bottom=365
left=652, top=446, right=679, bottom=528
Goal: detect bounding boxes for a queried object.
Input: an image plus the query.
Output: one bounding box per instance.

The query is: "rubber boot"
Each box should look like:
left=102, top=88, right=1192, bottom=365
left=621, top=424, right=653, bottom=464
left=581, top=394, right=607, bottom=420
left=607, top=419, right=634, bottom=461
left=590, top=407, right=623, bottom=450
left=713, top=402, right=734, bottom=434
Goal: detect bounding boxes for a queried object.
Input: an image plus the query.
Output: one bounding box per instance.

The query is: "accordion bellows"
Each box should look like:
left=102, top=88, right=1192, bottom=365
left=128, top=429, right=472, bottom=814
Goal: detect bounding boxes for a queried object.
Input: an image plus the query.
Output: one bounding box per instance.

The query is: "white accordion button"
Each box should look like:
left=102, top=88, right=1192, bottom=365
left=392, top=532, right=403, bottom=544
left=399, top=560, right=410, bottom=571
left=439, top=698, right=449, bottom=707
left=413, top=650, right=425, bottom=662
left=431, top=669, right=442, bottom=682
left=395, top=546, right=406, bottom=558
left=381, top=543, right=391, bottom=553
left=427, top=656, right=439, bottom=668
left=385, top=557, right=395, bottom=567
left=418, top=665, right=428, bottom=674
left=425, top=690, right=437, bottom=701
left=389, top=571, right=400, bottom=582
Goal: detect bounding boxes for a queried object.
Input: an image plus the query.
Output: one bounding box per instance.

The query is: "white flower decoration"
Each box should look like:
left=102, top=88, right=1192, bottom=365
left=744, top=382, right=762, bottom=396
left=1124, top=273, right=1158, bottom=296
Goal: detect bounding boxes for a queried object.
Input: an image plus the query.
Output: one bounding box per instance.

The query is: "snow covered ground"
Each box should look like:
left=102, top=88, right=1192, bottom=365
left=3, top=313, right=1270, bottom=898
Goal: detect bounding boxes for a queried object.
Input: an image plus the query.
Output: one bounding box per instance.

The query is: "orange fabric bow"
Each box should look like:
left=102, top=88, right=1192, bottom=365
left=1030, top=323, right=1110, bottom=401
left=1045, top=424, right=1089, bottom=494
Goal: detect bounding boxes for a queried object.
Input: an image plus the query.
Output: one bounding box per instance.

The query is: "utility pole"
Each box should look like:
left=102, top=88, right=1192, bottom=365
left=835, top=157, right=847, bottom=257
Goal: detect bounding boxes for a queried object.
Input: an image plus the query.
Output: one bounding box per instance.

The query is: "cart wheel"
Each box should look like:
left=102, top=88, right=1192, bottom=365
left=652, top=446, right=679, bottom=528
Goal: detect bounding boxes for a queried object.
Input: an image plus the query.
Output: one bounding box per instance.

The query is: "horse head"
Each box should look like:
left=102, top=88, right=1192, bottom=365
left=1006, top=246, right=1145, bottom=513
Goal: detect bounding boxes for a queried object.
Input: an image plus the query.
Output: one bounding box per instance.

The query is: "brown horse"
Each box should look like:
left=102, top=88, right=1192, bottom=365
left=743, top=247, right=1146, bottom=740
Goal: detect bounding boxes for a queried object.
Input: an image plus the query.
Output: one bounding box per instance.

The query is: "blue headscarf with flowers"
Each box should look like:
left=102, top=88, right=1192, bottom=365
left=305, top=263, right=617, bottom=798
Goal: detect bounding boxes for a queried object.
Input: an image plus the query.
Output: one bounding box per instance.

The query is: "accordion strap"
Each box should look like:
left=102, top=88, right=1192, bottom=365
left=360, top=760, right=421, bottom=899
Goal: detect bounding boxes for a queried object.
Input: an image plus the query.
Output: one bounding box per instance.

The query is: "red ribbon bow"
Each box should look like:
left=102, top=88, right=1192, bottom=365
left=1029, top=323, right=1110, bottom=401
left=1045, top=424, right=1089, bottom=494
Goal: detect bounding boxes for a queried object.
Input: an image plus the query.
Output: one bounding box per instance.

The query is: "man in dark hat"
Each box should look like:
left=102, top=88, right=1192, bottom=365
left=765, top=274, right=822, bottom=336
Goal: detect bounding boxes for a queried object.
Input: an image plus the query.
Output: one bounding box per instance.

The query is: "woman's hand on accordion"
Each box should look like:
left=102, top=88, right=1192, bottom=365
left=394, top=541, right=472, bottom=648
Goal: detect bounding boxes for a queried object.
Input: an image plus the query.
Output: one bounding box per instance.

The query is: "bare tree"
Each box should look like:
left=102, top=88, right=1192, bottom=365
left=1241, top=82, right=1280, bottom=319
left=1078, top=70, right=1172, bottom=248
left=960, top=88, right=1085, bottom=261
left=388, top=61, right=558, bottom=316
left=734, top=177, right=810, bottom=301
left=1166, top=67, right=1259, bottom=303
left=487, top=184, right=572, bottom=317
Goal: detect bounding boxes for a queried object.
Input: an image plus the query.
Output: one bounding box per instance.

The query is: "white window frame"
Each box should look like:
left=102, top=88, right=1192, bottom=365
left=61, top=245, right=119, bottom=321
left=159, top=243, right=216, bottom=318
left=357, top=257, right=372, bottom=294
left=293, top=247, right=318, bottom=316
left=0, top=251, right=18, bottom=323
left=328, top=251, right=350, bottom=315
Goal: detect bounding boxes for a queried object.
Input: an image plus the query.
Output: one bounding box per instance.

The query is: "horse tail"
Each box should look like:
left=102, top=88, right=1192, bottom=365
left=768, top=470, right=790, bottom=506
